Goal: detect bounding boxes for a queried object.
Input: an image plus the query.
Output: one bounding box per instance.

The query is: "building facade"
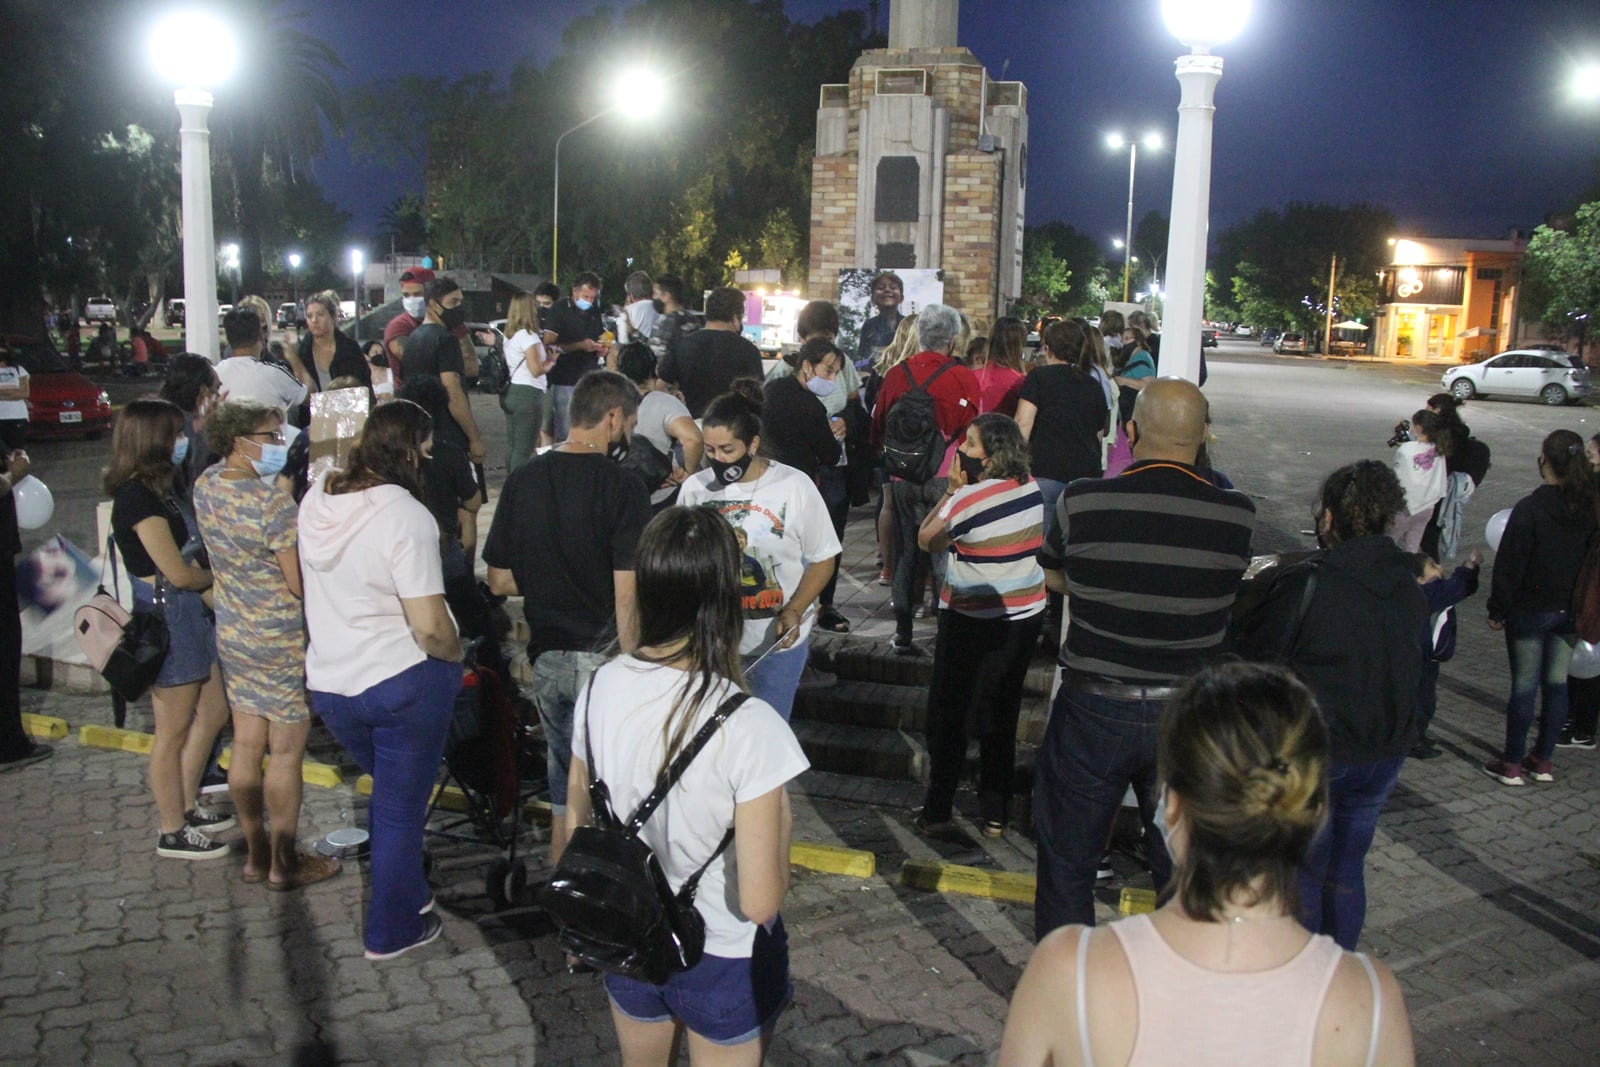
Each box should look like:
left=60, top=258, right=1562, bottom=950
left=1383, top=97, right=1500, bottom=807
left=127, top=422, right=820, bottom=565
left=1375, top=237, right=1524, bottom=362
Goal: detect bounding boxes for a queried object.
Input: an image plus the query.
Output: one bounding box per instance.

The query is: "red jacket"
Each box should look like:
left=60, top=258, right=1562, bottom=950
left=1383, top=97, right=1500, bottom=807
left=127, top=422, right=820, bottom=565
left=870, top=351, right=981, bottom=456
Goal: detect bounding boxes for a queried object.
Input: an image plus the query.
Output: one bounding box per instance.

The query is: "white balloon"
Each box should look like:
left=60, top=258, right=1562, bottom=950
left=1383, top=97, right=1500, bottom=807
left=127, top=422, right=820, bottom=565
left=1485, top=508, right=1513, bottom=552
left=1570, top=641, right=1600, bottom=680
left=11, top=474, right=53, bottom=530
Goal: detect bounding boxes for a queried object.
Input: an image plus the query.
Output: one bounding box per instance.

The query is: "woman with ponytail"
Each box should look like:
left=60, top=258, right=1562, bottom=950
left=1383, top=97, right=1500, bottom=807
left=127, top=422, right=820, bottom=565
left=1483, top=429, right=1599, bottom=786
left=1000, top=662, right=1415, bottom=1066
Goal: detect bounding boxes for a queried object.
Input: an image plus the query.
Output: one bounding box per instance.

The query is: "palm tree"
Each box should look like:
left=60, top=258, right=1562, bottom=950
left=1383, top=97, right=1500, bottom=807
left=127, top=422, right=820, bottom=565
left=211, top=0, right=344, bottom=294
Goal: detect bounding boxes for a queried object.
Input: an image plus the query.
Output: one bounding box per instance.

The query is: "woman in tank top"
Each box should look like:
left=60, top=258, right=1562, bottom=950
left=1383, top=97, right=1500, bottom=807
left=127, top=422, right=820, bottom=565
left=998, top=662, right=1415, bottom=1067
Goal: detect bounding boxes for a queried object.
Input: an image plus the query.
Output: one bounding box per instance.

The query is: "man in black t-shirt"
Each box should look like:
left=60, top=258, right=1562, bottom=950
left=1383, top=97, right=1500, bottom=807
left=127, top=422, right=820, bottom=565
left=539, top=271, right=607, bottom=442
left=484, top=370, right=650, bottom=864
left=401, top=277, right=486, bottom=466
left=658, top=286, right=763, bottom=418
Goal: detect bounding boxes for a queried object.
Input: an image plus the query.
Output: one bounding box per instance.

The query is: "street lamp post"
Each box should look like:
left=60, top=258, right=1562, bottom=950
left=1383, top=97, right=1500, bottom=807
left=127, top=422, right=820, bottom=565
left=149, top=11, right=235, bottom=362
left=221, top=243, right=240, bottom=305
left=1106, top=131, right=1162, bottom=302
left=1159, top=0, right=1250, bottom=383
left=287, top=252, right=302, bottom=307
left=350, top=249, right=364, bottom=345
left=551, top=67, right=666, bottom=284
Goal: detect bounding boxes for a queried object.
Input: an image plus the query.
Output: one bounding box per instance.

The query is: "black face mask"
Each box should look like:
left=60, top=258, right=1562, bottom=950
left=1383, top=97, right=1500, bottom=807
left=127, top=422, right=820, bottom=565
left=707, top=452, right=749, bottom=486
left=958, top=451, right=986, bottom=484
left=438, top=305, right=467, bottom=330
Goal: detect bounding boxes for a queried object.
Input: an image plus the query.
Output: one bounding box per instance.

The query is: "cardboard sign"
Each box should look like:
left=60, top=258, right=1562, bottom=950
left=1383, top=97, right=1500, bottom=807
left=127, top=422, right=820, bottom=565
left=308, top=387, right=370, bottom=483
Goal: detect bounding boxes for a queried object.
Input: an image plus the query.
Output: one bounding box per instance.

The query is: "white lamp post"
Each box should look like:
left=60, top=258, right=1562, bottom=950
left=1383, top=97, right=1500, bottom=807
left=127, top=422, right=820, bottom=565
left=1105, top=131, right=1163, bottom=302
left=221, top=242, right=240, bottom=305
left=1159, top=0, right=1250, bottom=383
left=552, top=66, right=666, bottom=284
left=287, top=252, right=302, bottom=308
left=350, top=249, right=365, bottom=344
left=149, top=10, right=236, bottom=362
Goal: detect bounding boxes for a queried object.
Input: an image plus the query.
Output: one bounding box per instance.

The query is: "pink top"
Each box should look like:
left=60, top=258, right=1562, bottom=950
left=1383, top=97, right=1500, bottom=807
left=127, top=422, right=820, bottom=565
left=1074, top=914, right=1379, bottom=1067
left=973, top=363, right=1025, bottom=417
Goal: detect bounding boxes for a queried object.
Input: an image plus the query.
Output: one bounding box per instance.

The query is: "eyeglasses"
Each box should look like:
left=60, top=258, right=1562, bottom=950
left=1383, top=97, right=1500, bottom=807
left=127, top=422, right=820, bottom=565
left=244, top=431, right=286, bottom=445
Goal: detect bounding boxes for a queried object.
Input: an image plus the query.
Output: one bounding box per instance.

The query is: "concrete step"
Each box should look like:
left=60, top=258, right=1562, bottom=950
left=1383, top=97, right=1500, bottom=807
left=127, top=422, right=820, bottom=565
left=809, top=632, right=1058, bottom=699
left=794, top=678, right=927, bottom=732
left=790, top=720, right=926, bottom=782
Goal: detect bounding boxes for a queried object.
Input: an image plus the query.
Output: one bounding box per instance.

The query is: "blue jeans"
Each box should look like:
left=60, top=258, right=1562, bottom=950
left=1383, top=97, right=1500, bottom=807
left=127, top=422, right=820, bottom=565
left=1033, top=685, right=1172, bottom=939
left=313, top=657, right=463, bottom=955
left=550, top=384, right=575, bottom=443
left=1298, top=754, right=1404, bottom=951
left=891, top=478, right=948, bottom=642
left=746, top=638, right=809, bottom=722
left=1502, top=610, right=1575, bottom=763
left=530, top=650, right=608, bottom=812
left=816, top=467, right=850, bottom=609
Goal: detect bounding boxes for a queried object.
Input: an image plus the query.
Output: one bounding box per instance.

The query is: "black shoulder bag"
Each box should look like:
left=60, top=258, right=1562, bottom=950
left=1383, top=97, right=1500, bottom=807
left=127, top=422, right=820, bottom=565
left=540, top=682, right=751, bottom=984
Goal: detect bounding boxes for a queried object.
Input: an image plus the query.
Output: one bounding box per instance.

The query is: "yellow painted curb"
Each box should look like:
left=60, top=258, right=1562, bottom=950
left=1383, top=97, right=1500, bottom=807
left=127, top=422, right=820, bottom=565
left=790, top=841, right=876, bottom=878
left=217, top=748, right=343, bottom=789
left=899, top=859, right=1035, bottom=905
left=79, top=725, right=154, bottom=755
left=355, top=774, right=470, bottom=812
left=22, top=713, right=69, bottom=740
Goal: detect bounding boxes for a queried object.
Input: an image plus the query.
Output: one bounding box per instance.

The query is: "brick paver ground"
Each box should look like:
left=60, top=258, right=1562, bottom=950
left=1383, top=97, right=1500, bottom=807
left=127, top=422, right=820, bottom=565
left=5, top=357, right=1600, bottom=1065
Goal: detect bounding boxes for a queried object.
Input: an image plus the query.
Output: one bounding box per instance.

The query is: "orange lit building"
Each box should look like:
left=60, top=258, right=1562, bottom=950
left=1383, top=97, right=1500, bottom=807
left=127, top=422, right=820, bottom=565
left=1375, top=237, right=1525, bottom=362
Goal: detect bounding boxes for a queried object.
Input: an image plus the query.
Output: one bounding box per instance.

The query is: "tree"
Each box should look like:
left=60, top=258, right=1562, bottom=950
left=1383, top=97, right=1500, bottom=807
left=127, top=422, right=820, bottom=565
left=1021, top=222, right=1106, bottom=317
left=376, top=196, right=430, bottom=256
left=1017, top=243, right=1072, bottom=322
left=1523, top=201, right=1600, bottom=350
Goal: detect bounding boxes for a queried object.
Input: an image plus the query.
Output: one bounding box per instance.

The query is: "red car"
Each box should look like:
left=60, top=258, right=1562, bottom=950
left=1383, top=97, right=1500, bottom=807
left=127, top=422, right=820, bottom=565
left=7, top=336, right=113, bottom=439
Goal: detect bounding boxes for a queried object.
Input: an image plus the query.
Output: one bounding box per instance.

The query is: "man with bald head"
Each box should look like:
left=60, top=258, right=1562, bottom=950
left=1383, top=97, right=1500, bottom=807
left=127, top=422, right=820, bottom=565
left=1033, top=377, right=1255, bottom=938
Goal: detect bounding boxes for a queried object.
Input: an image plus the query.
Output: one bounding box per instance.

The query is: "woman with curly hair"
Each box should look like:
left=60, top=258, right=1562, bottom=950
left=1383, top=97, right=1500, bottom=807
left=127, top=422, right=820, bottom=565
left=1483, top=429, right=1598, bottom=786
left=1238, top=460, right=1428, bottom=949
left=915, top=414, right=1046, bottom=836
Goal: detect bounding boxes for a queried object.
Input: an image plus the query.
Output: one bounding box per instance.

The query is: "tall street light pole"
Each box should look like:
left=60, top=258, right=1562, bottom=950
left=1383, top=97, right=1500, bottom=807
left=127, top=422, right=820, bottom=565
left=150, top=11, right=235, bottom=362
left=550, top=67, right=667, bottom=285
left=350, top=249, right=364, bottom=345
left=1159, top=0, right=1250, bottom=383
left=287, top=252, right=302, bottom=307
left=1106, top=132, right=1162, bottom=302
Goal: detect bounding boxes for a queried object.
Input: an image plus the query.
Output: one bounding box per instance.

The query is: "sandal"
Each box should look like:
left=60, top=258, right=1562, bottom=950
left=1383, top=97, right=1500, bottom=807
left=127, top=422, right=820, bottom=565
left=267, top=853, right=342, bottom=892
left=241, top=867, right=268, bottom=885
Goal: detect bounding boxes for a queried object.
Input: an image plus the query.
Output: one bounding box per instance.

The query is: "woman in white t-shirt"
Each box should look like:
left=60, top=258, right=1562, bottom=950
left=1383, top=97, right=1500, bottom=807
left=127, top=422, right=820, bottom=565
left=678, top=381, right=842, bottom=721
left=569, top=505, right=809, bottom=1060
left=298, top=400, right=464, bottom=960
left=501, top=293, right=556, bottom=471
left=0, top=348, right=30, bottom=450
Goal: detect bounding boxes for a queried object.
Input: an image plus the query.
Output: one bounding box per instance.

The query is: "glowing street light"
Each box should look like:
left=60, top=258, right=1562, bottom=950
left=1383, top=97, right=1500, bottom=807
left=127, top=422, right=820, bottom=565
left=220, top=242, right=240, bottom=305
left=1106, top=130, right=1163, bottom=302
left=350, top=249, right=365, bottom=344
left=1159, top=0, right=1251, bottom=383
left=287, top=251, right=302, bottom=307
left=1573, top=61, right=1600, bottom=102
left=149, top=8, right=237, bottom=360
left=551, top=66, right=668, bottom=283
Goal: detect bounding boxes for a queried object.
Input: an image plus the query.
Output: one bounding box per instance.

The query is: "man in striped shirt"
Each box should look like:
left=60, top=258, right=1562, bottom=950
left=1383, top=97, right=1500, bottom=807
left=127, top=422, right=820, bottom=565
left=1033, top=378, right=1255, bottom=938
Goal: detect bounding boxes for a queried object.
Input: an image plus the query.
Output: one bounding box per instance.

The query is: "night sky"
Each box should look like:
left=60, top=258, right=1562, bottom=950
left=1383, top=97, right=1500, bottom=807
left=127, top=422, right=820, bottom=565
left=304, top=0, right=1600, bottom=253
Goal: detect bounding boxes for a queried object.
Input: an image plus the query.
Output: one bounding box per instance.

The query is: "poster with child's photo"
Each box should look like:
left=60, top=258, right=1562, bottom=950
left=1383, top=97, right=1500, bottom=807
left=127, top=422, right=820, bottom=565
left=836, top=268, right=944, bottom=372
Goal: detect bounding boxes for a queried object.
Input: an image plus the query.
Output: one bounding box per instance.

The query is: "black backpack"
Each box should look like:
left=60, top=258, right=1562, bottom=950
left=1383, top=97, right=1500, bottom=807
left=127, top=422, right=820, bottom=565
left=881, top=360, right=959, bottom=483
left=540, top=685, right=750, bottom=984
left=618, top=433, right=675, bottom=502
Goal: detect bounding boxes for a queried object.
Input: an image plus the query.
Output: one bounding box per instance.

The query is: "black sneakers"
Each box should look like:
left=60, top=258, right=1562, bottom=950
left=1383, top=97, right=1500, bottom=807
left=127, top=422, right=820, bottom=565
left=0, top=743, right=53, bottom=772
left=364, top=912, right=444, bottom=961
left=185, top=806, right=236, bottom=834
left=156, top=825, right=229, bottom=860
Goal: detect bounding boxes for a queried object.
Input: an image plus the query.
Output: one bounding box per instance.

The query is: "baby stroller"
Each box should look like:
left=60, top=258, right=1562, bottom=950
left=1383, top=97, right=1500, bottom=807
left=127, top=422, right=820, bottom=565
left=425, top=641, right=545, bottom=910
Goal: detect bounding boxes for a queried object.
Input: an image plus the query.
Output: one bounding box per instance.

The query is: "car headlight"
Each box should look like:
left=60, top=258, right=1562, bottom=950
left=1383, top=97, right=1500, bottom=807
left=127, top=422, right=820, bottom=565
left=98, top=392, right=110, bottom=406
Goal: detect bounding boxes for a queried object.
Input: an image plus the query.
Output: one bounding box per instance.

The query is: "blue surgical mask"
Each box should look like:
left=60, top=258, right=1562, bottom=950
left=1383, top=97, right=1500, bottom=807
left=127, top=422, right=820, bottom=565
left=171, top=437, right=190, bottom=464
left=575, top=299, right=593, bottom=311
left=805, top=375, right=838, bottom=398
left=252, top=443, right=289, bottom=478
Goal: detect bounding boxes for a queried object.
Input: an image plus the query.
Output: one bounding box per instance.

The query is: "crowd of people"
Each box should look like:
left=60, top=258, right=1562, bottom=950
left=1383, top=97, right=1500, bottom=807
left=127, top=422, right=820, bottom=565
left=11, top=261, right=1600, bottom=1065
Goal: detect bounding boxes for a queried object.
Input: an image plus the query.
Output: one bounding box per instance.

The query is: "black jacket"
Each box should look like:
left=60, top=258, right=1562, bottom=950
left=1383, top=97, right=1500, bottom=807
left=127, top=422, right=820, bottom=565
left=761, top=375, right=840, bottom=479
left=1237, top=535, right=1429, bottom=764
left=297, top=330, right=371, bottom=393
left=1488, top=484, right=1596, bottom=621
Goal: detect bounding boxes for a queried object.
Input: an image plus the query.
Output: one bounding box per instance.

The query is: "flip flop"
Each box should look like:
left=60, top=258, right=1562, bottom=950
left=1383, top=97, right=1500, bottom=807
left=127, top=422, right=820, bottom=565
left=267, top=854, right=342, bottom=892
left=241, top=868, right=268, bottom=884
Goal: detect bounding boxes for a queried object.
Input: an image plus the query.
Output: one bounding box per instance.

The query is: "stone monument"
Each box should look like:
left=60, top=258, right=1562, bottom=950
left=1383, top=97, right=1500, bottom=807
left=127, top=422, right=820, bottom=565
left=807, top=0, right=1027, bottom=326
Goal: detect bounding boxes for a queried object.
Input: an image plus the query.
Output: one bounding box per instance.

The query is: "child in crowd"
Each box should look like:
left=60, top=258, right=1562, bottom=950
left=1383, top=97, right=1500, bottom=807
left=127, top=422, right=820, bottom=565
left=1408, top=548, right=1481, bottom=759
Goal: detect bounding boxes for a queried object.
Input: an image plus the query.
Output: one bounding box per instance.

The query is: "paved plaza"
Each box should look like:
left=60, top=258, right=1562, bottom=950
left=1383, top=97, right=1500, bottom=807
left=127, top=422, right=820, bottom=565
left=4, top=348, right=1600, bottom=1065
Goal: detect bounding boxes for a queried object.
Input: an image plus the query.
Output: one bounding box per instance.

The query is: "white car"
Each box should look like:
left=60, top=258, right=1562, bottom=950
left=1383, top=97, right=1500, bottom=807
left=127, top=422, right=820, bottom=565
left=1236, top=325, right=1253, bottom=336
left=1442, top=349, right=1591, bottom=406
left=84, top=295, right=116, bottom=323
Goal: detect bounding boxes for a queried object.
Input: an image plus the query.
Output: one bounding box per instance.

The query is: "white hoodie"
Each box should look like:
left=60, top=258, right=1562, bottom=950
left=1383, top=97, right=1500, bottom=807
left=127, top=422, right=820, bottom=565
left=298, top=472, right=447, bottom=696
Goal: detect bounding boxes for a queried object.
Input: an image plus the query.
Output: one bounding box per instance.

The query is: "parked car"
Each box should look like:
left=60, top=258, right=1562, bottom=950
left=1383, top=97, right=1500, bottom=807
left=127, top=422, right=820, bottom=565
left=6, top=335, right=114, bottom=438
left=1235, top=325, right=1252, bottom=336
left=84, top=296, right=117, bottom=324
left=276, top=302, right=300, bottom=329
left=1441, top=350, right=1591, bottom=406
left=1274, top=332, right=1307, bottom=355
left=1259, top=329, right=1280, bottom=347
left=164, top=299, right=185, bottom=327
left=1201, top=329, right=1218, bottom=348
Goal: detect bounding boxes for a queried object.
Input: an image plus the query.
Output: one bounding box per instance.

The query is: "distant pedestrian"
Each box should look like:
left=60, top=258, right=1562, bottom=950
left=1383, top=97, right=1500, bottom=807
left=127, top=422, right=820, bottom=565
left=500, top=292, right=555, bottom=471
left=0, top=446, right=52, bottom=772
left=1483, top=429, right=1597, bottom=787
left=1034, top=380, right=1255, bottom=938
left=971, top=317, right=1026, bottom=417
left=540, top=272, right=609, bottom=441
left=999, top=662, right=1415, bottom=1066
left=660, top=287, right=764, bottom=420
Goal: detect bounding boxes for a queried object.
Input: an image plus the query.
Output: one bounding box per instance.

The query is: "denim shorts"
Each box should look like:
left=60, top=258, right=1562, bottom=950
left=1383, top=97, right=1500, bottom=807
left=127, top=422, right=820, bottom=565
left=605, top=918, right=792, bottom=1046
left=133, top=580, right=218, bottom=689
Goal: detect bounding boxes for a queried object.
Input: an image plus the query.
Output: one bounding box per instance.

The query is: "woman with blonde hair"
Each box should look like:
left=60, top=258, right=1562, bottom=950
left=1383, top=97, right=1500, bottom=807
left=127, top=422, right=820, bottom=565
left=871, top=313, right=921, bottom=584
left=296, top=290, right=370, bottom=395
left=502, top=291, right=557, bottom=469
left=107, top=399, right=233, bottom=859
left=1000, top=662, right=1415, bottom=1067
